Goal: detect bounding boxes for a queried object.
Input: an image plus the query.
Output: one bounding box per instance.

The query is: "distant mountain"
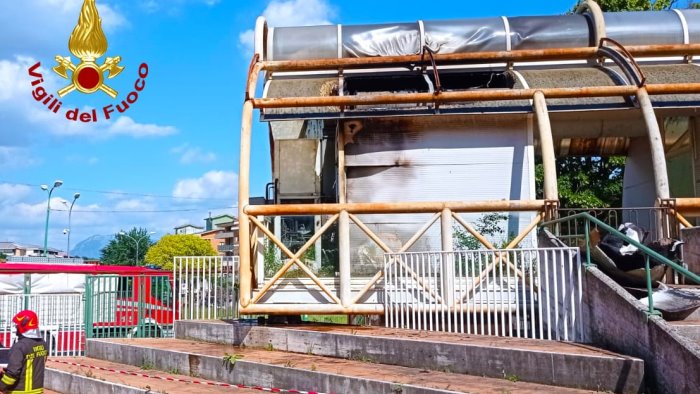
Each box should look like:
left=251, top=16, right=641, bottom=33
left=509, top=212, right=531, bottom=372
left=70, top=234, right=113, bottom=259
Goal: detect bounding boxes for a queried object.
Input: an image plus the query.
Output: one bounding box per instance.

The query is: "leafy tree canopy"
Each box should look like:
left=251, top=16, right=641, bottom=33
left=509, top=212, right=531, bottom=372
left=585, top=0, right=676, bottom=11
left=144, top=234, right=216, bottom=270
left=100, top=227, right=154, bottom=266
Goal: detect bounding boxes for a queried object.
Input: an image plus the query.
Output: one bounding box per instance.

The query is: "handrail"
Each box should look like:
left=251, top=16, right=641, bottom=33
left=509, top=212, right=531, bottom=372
left=541, top=212, right=700, bottom=285
left=541, top=212, right=699, bottom=317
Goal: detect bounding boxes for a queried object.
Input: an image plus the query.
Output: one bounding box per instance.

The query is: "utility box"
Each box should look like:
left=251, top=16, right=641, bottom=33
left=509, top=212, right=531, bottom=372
left=274, top=139, right=320, bottom=200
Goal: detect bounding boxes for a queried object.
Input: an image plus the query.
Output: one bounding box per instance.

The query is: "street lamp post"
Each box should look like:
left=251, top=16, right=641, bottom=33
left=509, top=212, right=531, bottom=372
left=41, top=180, right=63, bottom=257
left=65, top=193, right=80, bottom=258
left=119, top=231, right=155, bottom=265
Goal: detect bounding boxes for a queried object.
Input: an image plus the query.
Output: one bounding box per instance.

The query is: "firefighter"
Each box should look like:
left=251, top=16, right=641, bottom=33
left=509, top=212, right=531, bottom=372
left=0, top=310, right=48, bottom=394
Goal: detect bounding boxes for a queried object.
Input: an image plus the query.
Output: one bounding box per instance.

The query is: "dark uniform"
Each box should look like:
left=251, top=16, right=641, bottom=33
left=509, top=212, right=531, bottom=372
left=0, top=336, right=48, bottom=394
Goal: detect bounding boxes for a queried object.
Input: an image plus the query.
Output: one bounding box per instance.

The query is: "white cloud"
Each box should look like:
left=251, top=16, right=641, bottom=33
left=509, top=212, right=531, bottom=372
left=140, top=0, right=220, bottom=13
left=173, top=171, right=238, bottom=200
left=113, top=198, right=157, bottom=211
left=171, top=144, right=217, bottom=164
left=0, top=183, right=32, bottom=202
left=0, top=147, right=40, bottom=169
left=107, top=116, right=177, bottom=138
left=66, top=155, right=99, bottom=165
left=239, top=0, right=336, bottom=52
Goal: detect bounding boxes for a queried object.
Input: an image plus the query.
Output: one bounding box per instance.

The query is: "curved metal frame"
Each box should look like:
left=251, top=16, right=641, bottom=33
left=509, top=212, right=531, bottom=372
left=238, top=42, right=700, bottom=315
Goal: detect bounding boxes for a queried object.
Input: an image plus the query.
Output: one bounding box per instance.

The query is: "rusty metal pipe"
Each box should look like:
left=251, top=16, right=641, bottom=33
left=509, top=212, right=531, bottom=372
left=240, top=303, right=385, bottom=315
left=259, top=44, right=700, bottom=72
left=238, top=101, right=254, bottom=307
left=674, top=198, right=700, bottom=217
left=245, top=200, right=545, bottom=216
left=533, top=92, right=558, bottom=201
left=638, top=87, right=670, bottom=200
left=251, top=83, right=700, bottom=109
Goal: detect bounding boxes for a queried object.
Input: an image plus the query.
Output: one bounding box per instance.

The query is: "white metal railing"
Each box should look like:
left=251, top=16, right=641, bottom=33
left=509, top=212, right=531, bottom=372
left=6, top=256, right=85, bottom=264
left=0, top=294, right=84, bottom=357
left=384, top=248, right=584, bottom=341
left=173, top=256, right=239, bottom=320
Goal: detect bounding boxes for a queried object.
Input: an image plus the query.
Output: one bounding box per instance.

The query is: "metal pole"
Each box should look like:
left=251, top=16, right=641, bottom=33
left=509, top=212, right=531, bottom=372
left=245, top=199, right=547, bottom=216
left=338, top=124, right=351, bottom=307
left=441, top=208, right=455, bottom=307
left=339, top=210, right=351, bottom=307
left=251, top=83, right=700, bottom=109
left=637, top=87, right=670, bottom=200
left=42, top=181, right=63, bottom=257
left=43, top=190, right=53, bottom=257
left=67, top=193, right=80, bottom=258
left=238, top=101, right=254, bottom=307
left=259, top=44, right=700, bottom=73
left=533, top=91, right=558, bottom=201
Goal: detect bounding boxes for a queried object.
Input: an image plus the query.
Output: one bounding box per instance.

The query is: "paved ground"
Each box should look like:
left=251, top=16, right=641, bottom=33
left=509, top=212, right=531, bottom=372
left=104, top=337, right=597, bottom=393
left=47, top=357, right=262, bottom=394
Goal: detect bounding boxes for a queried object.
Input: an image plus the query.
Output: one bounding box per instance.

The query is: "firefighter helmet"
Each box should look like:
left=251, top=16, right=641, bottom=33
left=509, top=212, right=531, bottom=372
left=12, top=310, right=40, bottom=336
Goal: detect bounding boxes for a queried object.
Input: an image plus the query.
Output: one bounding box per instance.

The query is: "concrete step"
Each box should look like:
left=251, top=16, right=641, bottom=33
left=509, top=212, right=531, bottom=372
left=668, top=320, right=700, bottom=342
left=45, top=357, right=262, bottom=394
left=87, top=337, right=600, bottom=394
left=175, top=320, right=644, bottom=393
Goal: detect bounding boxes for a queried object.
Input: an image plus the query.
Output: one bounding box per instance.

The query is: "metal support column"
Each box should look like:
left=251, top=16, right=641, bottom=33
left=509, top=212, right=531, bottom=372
left=441, top=208, right=455, bottom=306
left=238, top=100, right=254, bottom=307
left=638, top=87, right=670, bottom=200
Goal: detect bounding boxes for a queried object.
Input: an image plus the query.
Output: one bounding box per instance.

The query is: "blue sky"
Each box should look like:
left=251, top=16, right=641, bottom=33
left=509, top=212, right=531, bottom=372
left=0, top=0, right=576, bottom=251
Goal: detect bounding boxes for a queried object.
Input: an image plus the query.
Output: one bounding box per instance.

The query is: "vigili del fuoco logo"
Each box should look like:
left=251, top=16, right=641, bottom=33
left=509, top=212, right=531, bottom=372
left=27, top=0, right=149, bottom=123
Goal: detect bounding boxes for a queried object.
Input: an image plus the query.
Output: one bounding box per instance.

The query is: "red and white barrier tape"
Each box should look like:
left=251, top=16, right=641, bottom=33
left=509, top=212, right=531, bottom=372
left=48, top=359, right=329, bottom=394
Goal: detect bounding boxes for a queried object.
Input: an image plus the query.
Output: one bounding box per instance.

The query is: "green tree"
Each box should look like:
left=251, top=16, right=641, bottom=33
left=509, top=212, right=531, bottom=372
left=100, top=227, right=154, bottom=266
left=454, top=213, right=514, bottom=250
left=144, top=234, right=216, bottom=270
left=574, top=0, right=677, bottom=11
left=536, top=157, right=625, bottom=209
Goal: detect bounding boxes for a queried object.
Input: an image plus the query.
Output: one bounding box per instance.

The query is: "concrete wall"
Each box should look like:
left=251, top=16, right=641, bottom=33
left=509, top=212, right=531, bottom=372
left=681, top=227, right=700, bottom=277
left=585, top=267, right=700, bottom=393
left=45, top=369, right=147, bottom=394
left=623, top=138, right=657, bottom=213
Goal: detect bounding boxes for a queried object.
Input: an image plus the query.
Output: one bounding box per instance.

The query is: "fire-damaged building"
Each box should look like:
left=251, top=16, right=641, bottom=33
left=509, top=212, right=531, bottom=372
left=236, top=0, right=700, bottom=325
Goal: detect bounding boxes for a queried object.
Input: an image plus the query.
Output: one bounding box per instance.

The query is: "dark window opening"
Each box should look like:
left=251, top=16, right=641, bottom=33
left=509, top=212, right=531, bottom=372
left=430, top=71, right=514, bottom=91
left=344, top=71, right=514, bottom=95
left=345, top=75, right=429, bottom=94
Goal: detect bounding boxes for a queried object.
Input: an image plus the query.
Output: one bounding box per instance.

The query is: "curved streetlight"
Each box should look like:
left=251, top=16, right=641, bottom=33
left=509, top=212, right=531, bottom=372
left=41, top=180, right=63, bottom=257
left=63, top=193, right=80, bottom=258
left=119, top=230, right=156, bottom=265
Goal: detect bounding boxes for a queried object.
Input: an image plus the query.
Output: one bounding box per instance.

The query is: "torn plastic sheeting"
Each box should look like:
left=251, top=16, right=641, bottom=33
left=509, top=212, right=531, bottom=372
left=343, top=23, right=421, bottom=57
left=424, top=18, right=506, bottom=53
left=508, top=15, right=592, bottom=50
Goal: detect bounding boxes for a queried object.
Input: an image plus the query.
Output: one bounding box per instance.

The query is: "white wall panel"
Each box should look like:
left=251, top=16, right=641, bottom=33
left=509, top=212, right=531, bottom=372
left=344, top=116, right=536, bottom=273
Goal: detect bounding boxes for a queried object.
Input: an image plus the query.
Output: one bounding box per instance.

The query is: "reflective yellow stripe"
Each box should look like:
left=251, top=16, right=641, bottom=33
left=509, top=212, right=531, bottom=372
left=24, top=359, right=32, bottom=392
left=1, top=374, right=17, bottom=385
left=9, top=389, right=43, bottom=394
